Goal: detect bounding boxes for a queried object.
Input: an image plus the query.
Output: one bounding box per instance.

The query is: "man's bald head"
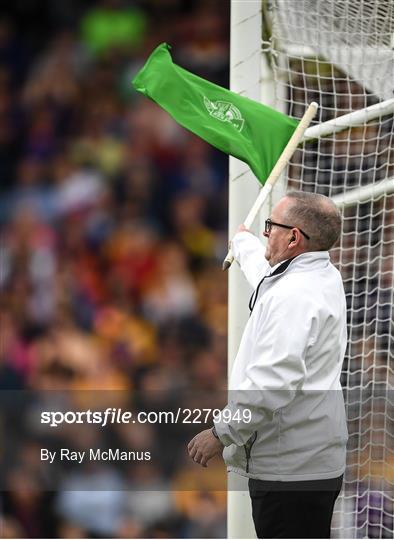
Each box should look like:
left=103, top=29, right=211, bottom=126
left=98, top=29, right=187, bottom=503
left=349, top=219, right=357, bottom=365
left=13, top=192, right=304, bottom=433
left=283, top=191, right=341, bottom=251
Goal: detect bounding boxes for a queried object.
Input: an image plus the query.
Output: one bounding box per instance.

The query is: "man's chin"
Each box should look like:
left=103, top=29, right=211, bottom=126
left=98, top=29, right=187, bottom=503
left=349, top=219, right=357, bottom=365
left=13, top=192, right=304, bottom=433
left=265, top=253, right=274, bottom=266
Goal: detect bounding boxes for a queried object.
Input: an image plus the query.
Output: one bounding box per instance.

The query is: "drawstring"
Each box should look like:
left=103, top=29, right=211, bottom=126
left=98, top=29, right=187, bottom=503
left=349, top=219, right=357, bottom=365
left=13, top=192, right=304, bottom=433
left=248, top=276, right=268, bottom=313
left=249, top=258, right=295, bottom=314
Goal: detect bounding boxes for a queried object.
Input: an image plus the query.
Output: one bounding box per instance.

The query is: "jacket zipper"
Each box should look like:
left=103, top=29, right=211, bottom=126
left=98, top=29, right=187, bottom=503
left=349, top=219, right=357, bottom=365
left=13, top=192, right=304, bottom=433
left=244, top=431, right=258, bottom=473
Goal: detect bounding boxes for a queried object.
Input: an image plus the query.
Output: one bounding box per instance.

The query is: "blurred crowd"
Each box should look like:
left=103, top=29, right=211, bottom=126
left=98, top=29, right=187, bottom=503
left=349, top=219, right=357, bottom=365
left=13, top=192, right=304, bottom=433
left=0, top=0, right=230, bottom=537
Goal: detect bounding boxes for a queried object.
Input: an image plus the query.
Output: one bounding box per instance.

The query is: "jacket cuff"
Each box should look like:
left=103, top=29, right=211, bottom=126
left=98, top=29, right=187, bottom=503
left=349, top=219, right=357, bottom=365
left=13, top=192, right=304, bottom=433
left=213, top=420, right=246, bottom=447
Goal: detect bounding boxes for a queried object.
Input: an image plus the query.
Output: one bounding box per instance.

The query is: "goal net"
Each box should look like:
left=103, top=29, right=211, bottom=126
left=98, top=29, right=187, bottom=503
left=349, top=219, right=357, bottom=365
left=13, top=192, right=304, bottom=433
left=262, top=0, right=393, bottom=537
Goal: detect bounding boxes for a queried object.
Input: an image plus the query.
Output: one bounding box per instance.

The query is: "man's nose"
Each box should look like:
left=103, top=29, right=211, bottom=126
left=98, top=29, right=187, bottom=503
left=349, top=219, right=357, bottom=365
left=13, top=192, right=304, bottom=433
left=262, top=231, right=270, bottom=238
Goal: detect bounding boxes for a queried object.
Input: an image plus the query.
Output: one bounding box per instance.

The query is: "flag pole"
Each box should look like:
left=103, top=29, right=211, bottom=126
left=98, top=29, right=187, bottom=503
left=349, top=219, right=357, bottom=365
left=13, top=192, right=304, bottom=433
left=222, top=101, right=319, bottom=270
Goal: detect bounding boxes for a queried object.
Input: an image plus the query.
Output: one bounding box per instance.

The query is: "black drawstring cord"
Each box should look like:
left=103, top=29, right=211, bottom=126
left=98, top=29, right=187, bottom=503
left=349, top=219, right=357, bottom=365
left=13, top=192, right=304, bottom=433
left=248, top=258, right=295, bottom=314
left=248, top=275, right=267, bottom=313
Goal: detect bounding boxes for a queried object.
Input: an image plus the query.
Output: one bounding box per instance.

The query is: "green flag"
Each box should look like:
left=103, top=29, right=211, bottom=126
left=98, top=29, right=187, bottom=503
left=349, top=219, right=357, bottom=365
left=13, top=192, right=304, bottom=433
left=132, top=43, right=299, bottom=184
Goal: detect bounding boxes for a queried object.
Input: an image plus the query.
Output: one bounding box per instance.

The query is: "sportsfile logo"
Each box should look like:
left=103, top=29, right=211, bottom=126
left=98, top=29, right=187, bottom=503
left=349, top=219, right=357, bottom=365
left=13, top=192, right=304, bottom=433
left=40, top=407, right=252, bottom=427
left=203, top=96, right=245, bottom=132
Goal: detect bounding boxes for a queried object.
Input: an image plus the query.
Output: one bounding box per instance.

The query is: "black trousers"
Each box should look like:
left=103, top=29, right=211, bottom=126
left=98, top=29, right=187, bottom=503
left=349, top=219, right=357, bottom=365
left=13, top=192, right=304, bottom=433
left=248, top=475, right=343, bottom=539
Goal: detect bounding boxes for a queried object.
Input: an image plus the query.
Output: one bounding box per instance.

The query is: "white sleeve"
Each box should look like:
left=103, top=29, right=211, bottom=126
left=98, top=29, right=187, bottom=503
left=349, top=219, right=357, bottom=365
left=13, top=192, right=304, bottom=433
left=215, top=291, right=315, bottom=446
left=231, top=231, right=270, bottom=288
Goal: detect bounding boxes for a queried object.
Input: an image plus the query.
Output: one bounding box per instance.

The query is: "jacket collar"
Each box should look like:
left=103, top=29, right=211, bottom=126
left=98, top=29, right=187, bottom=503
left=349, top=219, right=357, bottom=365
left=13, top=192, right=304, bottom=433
left=249, top=251, right=330, bottom=314
left=268, top=251, right=330, bottom=277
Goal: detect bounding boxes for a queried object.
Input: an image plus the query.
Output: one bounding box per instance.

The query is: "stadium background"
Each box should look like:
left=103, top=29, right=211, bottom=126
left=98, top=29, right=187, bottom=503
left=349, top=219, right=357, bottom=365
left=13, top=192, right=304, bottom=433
left=0, top=0, right=230, bottom=537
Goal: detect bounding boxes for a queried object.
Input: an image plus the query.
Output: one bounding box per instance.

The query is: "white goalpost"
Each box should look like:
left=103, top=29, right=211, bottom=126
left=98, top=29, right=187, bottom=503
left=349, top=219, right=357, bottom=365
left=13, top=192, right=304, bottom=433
left=228, top=0, right=394, bottom=538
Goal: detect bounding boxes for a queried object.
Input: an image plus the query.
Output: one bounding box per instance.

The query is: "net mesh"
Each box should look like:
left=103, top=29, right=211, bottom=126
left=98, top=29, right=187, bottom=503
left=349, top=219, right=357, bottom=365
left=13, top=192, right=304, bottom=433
left=265, top=0, right=394, bottom=537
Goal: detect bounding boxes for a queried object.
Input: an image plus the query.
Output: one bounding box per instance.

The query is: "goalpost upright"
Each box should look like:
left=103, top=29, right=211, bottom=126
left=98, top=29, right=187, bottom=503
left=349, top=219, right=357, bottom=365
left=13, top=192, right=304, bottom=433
left=228, top=2, right=263, bottom=535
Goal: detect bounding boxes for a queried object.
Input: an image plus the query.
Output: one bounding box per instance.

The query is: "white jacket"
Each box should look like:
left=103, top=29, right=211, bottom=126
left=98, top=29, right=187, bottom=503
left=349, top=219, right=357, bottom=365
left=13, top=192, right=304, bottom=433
left=215, top=232, right=348, bottom=481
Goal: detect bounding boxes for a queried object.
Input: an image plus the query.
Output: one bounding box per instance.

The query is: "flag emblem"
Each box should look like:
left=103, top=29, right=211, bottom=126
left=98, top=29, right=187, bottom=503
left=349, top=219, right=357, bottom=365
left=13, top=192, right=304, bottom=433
left=203, top=96, right=245, bottom=132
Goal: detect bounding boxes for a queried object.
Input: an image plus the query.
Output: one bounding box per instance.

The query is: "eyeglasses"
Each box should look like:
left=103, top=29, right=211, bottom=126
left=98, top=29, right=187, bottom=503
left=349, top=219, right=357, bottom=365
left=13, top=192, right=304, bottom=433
left=265, top=218, right=310, bottom=240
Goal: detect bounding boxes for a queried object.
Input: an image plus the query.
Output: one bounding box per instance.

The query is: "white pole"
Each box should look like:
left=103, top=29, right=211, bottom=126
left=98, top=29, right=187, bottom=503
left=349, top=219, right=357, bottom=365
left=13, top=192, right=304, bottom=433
left=332, top=176, right=394, bottom=208
left=228, top=1, right=261, bottom=538
left=302, top=98, right=394, bottom=142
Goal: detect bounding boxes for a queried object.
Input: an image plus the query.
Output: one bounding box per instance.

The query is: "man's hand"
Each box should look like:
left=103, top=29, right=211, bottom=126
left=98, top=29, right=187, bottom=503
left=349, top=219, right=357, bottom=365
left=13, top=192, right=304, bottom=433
left=237, top=224, right=251, bottom=233
left=188, top=428, right=224, bottom=468
left=229, top=224, right=252, bottom=250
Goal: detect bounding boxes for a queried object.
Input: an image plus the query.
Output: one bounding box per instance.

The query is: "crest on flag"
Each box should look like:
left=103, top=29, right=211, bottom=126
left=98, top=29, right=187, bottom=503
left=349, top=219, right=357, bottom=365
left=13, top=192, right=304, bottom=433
left=203, top=96, right=245, bottom=132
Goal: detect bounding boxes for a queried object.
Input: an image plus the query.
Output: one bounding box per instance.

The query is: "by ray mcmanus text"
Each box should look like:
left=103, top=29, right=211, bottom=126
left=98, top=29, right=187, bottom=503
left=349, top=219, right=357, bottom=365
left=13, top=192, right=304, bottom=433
left=41, top=448, right=152, bottom=464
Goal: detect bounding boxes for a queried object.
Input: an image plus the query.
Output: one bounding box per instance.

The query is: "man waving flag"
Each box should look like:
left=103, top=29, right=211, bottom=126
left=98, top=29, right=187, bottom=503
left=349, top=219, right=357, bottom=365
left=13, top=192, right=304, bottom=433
left=132, top=43, right=299, bottom=185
